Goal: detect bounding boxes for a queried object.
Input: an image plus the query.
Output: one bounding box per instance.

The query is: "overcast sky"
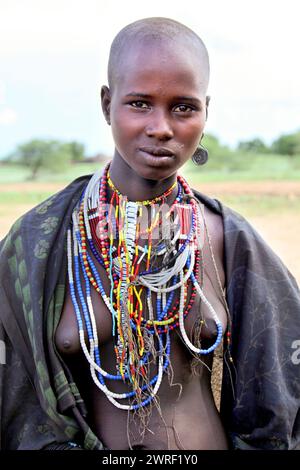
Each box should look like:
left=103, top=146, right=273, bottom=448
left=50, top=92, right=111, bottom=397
left=1, top=0, right=300, bottom=158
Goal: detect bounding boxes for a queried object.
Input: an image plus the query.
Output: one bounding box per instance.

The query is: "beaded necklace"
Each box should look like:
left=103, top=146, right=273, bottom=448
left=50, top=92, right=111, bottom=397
left=67, top=164, right=223, bottom=411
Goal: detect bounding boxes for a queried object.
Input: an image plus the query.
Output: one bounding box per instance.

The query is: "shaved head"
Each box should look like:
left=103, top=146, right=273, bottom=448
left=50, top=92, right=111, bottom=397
left=107, top=17, right=210, bottom=93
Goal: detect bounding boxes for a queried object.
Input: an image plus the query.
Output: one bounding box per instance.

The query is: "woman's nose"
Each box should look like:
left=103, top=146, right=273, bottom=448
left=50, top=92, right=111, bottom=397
left=145, top=110, right=174, bottom=140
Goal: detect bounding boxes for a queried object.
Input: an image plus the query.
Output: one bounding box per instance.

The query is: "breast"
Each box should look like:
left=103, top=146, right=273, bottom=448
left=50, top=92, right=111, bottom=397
left=55, top=272, right=228, bottom=360
left=55, top=280, right=114, bottom=355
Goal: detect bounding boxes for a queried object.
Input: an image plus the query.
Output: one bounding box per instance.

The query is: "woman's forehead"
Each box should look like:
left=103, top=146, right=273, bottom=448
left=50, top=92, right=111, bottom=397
left=114, top=42, right=208, bottom=97
left=121, top=38, right=203, bottom=68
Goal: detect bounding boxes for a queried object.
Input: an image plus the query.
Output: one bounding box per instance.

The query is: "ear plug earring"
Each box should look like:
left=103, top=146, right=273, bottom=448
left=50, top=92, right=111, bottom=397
left=192, top=143, right=209, bottom=165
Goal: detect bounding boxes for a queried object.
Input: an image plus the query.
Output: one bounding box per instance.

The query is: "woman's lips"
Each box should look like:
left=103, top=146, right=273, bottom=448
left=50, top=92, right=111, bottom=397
left=139, top=146, right=175, bottom=156
left=138, top=147, right=175, bottom=166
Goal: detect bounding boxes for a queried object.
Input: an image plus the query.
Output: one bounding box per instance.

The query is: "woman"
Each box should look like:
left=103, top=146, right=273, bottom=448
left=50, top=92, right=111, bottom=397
left=0, top=17, right=299, bottom=450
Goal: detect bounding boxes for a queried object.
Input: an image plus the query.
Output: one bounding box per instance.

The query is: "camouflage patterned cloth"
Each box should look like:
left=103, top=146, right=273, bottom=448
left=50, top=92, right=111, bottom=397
left=0, top=175, right=299, bottom=450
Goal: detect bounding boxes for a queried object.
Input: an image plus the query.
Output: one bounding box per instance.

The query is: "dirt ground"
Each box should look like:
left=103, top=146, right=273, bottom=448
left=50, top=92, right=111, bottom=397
left=194, top=181, right=300, bottom=285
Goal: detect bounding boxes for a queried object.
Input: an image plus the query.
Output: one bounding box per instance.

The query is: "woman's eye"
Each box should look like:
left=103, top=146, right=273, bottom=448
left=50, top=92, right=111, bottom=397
left=174, top=104, right=194, bottom=113
left=131, top=101, right=149, bottom=109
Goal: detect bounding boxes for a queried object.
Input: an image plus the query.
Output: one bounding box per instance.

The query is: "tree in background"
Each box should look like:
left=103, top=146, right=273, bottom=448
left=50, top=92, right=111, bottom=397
left=198, top=133, right=236, bottom=171
left=9, top=139, right=85, bottom=179
left=202, top=133, right=232, bottom=157
left=237, top=138, right=270, bottom=154
left=237, top=131, right=300, bottom=156
left=271, top=131, right=300, bottom=156
left=62, top=141, right=85, bottom=162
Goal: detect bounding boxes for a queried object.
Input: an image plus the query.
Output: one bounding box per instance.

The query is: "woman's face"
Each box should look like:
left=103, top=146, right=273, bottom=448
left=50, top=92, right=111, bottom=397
left=102, top=40, right=208, bottom=181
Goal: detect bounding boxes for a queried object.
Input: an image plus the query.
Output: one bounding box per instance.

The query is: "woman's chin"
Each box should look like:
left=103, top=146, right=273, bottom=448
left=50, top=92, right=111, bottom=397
left=135, top=163, right=178, bottom=182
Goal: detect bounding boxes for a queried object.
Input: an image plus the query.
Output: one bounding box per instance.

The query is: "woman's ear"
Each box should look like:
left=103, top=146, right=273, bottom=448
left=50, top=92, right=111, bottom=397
left=101, top=86, right=111, bottom=125
left=205, top=95, right=210, bottom=121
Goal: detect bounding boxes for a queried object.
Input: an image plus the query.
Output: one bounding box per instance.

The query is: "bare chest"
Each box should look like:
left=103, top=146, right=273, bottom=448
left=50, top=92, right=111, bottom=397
left=55, top=261, right=227, bottom=361
left=56, top=206, right=227, bottom=361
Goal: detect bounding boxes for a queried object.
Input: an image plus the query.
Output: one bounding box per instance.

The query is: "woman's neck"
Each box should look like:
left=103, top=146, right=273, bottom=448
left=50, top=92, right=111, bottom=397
left=108, top=153, right=178, bottom=205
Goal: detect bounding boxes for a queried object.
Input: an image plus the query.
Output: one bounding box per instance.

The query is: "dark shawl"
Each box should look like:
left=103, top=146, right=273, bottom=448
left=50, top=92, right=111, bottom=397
left=0, top=175, right=299, bottom=450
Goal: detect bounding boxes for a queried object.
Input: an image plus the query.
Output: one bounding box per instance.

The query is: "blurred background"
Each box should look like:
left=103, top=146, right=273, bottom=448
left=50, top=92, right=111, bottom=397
left=0, top=0, right=300, bottom=284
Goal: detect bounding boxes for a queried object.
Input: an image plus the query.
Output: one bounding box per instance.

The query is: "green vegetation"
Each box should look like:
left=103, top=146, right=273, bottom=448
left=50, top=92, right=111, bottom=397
left=236, top=131, right=300, bottom=157
left=182, top=152, right=300, bottom=184
left=181, top=131, right=300, bottom=184
left=4, top=139, right=86, bottom=180
left=237, top=138, right=270, bottom=154
left=2, top=149, right=300, bottom=185
left=271, top=131, right=300, bottom=156
left=2, top=154, right=300, bottom=186
left=0, top=162, right=103, bottom=184
left=1, top=130, right=300, bottom=185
